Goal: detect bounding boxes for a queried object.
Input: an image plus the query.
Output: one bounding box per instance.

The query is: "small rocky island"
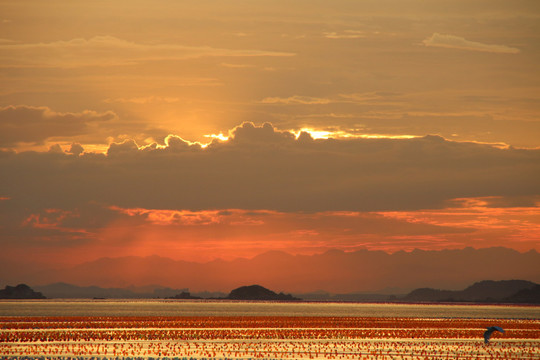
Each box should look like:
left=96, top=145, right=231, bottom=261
left=168, top=285, right=301, bottom=301
left=227, top=285, right=300, bottom=301
left=0, top=284, right=46, bottom=299
left=168, top=291, right=202, bottom=300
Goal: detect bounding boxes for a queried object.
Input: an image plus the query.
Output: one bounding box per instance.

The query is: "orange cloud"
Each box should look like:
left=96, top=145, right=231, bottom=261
left=100, top=203, right=528, bottom=261
left=108, top=207, right=270, bottom=227
left=1, top=199, right=538, bottom=288
left=378, top=196, right=540, bottom=251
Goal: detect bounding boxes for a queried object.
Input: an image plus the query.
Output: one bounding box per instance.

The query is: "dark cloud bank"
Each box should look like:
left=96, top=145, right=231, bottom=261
left=1, top=122, right=539, bottom=213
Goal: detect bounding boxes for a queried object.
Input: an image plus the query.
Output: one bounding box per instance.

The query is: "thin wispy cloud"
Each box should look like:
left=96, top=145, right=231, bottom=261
left=260, top=92, right=401, bottom=106
left=220, top=63, right=257, bottom=68
left=0, top=35, right=295, bottom=68
left=260, top=95, right=333, bottom=105
left=422, top=33, right=520, bottom=54
left=104, top=96, right=180, bottom=104
left=323, top=30, right=366, bottom=39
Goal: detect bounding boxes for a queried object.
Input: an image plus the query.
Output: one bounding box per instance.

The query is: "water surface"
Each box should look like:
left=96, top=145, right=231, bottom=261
left=0, top=300, right=537, bottom=318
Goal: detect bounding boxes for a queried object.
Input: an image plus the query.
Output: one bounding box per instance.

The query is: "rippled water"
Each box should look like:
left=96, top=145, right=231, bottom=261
left=0, top=299, right=537, bottom=318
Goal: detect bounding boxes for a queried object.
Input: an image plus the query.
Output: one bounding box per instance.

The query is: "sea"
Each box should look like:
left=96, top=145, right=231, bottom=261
left=0, top=299, right=538, bottom=318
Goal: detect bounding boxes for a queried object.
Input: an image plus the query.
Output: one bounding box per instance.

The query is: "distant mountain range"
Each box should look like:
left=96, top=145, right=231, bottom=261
left=17, top=281, right=540, bottom=304
left=22, top=247, right=538, bottom=294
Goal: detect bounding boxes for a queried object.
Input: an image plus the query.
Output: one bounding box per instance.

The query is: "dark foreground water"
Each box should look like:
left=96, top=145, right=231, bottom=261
left=0, top=299, right=537, bottom=318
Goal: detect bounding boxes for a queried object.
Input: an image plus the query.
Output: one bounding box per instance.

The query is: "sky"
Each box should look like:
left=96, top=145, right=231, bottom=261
left=1, top=1, right=540, bottom=278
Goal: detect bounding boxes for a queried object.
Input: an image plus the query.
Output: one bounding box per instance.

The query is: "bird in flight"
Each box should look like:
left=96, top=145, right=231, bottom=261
left=484, top=326, right=505, bottom=344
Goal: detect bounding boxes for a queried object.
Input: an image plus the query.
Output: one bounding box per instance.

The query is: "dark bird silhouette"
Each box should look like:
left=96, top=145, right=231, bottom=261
left=484, top=326, right=505, bottom=344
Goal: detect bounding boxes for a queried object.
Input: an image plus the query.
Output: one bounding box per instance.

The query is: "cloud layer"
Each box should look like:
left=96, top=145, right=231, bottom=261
left=0, top=122, right=539, bottom=272
left=2, top=122, right=539, bottom=213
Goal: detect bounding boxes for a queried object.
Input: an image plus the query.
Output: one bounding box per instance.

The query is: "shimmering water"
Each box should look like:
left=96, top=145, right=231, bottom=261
left=0, top=299, right=537, bottom=318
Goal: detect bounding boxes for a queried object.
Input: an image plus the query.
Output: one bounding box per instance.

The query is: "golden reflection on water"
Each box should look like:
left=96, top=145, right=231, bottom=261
left=0, top=300, right=538, bottom=318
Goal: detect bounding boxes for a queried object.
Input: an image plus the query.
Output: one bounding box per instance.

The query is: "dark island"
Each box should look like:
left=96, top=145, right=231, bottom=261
left=167, top=291, right=202, bottom=300
left=506, top=284, right=540, bottom=303
left=227, top=285, right=300, bottom=301
left=0, top=284, right=46, bottom=299
left=169, top=285, right=301, bottom=301
left=402, top=280, right=539, bottom=303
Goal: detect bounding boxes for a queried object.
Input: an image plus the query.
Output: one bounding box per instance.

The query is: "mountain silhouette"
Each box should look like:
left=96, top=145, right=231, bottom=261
left=19, top=247, right=540, bottom=294
left=403, top=280, right=538, bottom=302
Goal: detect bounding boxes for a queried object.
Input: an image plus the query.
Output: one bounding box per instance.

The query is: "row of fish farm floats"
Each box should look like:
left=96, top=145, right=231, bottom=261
left=1, top=316, right=539, bottom=359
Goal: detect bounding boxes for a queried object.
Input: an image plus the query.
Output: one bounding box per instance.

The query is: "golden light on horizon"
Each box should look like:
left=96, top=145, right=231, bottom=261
left=294, top=128, right=420, bottom=140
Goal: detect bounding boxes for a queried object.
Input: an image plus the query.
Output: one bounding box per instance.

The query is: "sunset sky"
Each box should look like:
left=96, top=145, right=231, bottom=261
left=1, top=0, right=539, bottom=280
